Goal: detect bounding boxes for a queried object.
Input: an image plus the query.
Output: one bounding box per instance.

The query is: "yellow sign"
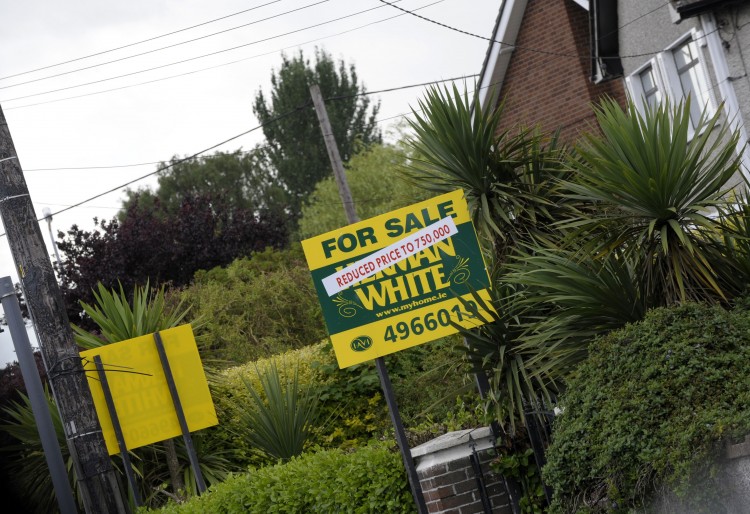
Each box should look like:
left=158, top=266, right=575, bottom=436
left=302, top=190, right=493, bottom=368
left=80, top=325, right=218, bottom=455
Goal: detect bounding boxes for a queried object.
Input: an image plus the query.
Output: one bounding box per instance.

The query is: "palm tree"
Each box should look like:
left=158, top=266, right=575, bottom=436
left=404, top=84, right=575, bottom=434
left=564, top=98, right=746, bottom=305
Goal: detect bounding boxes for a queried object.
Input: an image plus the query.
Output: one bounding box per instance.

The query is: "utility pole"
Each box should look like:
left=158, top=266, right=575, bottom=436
left=310, top=84, right=429, bottom=514
left=0, top=105, right=126, bottom=514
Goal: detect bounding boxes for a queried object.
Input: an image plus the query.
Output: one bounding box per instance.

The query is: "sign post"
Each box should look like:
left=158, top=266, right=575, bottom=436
left=302, top=189, right=494, bottom=367
left=302, top=189, right=493, bottom=512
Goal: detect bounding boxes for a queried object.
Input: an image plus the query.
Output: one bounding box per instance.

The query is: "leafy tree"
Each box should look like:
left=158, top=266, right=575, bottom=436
left=253, top=48, right=381, bottom=217
left=298, top=143, right=433, bottom=239
left=57, top=193, right=289, bottom=328
left=122, top=150, right=286, bottom=218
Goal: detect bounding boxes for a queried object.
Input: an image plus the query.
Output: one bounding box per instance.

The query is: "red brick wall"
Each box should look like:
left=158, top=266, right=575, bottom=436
left=494, top=0, right=626, bottom=143
left=418, top=450, right=513, bottom=514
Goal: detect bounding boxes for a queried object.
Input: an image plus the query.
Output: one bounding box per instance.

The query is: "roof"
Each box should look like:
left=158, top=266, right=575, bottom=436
left=476, top=0, right=529, bottom=112
left=671, top=0, right=738, bottom=18
left=476, top=0, right=622, bottom=110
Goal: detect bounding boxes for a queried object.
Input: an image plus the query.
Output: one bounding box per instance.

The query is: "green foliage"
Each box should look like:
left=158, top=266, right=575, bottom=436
left=210, top=345, right=325, bottom=466
left=0, top=390, right=79, bottom=513
left=236, top=362, right=321, bottom=463
left=209, top=343, right=387, bottom=464
left=456, top=285, right=559, bottom=437
left=491, top=448, right=545, bottom=514
left=253, top=47, right=381, bottom=217
left=72, top=281, right=191, bottom=348
left=566, top=98, right=746, bottom=305
left=122, top=150, right=287, bottom=218
left=403, top=83, right=574, bottom=435
left=404, top=84, right=571, bottom=252
left=543, top=303, right=750, bottom=513
left=298, top=143, right=433, bottom=238
left=72, top=282, right=229, bottom=507
left=147, top=444, right=415, bottom=514
left=179, top=246, right=326, bottom=365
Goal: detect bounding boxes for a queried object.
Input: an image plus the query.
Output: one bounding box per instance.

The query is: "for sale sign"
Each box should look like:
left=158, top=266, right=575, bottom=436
left=302, top=189, right=493, bottom=368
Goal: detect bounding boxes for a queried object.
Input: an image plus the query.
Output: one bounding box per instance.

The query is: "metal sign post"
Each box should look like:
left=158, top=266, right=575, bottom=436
left=153, top=331, right=207, bottom=494
left=92, top=355, right=143, bottom=507
left=0, top=276, right=77, bottom=514
left=310, top=84, right=428, bottom=513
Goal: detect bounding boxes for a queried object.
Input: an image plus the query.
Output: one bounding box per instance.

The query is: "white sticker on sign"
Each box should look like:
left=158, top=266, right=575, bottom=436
left=322, top=216, right=458, bottom=296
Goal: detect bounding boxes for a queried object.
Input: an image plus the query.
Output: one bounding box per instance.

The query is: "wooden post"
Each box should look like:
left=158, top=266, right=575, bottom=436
left=309, top=84, right=429, bottom=514
left=0, top=105, right=126, bottom=514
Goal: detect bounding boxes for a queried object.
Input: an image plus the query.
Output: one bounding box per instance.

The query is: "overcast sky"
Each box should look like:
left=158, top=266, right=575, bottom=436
left=0, top=0, right=499, bottom=365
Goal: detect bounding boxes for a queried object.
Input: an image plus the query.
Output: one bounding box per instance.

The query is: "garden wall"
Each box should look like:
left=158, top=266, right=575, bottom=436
left=412, top=427, right=513, bottom=514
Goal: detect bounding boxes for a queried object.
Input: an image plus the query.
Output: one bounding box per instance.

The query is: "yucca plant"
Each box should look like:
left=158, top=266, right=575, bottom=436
left=404, top=83, right=573, bottom=256
left=507, top=245, right=647, bottom=375
left=71, top=281, right=191, bottom=348
left=236, top=361, right=321, bottom=463
left=717, top=189, right=750, bottom=288
left=457, top=283, right=559, bottom=437
left=565, top=98, right=746, bottom=305
left=0, top=390, right=79, bottom=513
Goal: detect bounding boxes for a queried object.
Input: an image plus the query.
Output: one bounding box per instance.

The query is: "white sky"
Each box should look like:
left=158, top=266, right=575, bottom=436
left=0, top=0, right=499, bottom=365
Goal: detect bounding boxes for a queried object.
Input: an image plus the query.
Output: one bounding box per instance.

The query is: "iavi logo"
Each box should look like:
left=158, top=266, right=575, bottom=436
left=350, top=336, right=373, bottom=352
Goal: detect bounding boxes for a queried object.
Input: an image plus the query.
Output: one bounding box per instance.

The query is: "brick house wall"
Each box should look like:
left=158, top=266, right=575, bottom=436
left=494, top=0, right=627, bottom=143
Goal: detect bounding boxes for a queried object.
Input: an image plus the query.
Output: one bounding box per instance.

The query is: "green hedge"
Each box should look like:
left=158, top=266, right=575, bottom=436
left=179, top=245, right=326, bottom=365
left=147, top=444, right=415, bottom=514
left=543, top=303, right=750, bottom=513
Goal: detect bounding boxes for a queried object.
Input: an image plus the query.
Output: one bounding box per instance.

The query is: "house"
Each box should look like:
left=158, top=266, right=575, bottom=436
left=619, top=0, right=750, bottom=171
left=476, top=0, right=627, bottom=143
left=478, top=0, right=750, bottom=175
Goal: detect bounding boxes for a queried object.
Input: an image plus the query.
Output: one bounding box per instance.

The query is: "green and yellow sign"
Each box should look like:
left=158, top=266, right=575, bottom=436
left=302, top=189, right=493, bottom=368
left=80, top=325, right=218, bottom=455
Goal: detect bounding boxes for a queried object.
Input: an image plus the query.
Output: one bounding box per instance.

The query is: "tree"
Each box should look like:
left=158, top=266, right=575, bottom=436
left=298, top=143, right=433, bottom=239
left=404, top=84, right=573, bottom=433
left=122, top=150, right=287, bottom=218
left=57, top=193, right=289, bottom=328
left=253, top=48, right=381, bottom=217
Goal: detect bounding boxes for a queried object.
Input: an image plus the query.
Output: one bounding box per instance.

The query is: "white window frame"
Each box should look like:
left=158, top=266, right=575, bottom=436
left=625, top=29, right=716, bottom=138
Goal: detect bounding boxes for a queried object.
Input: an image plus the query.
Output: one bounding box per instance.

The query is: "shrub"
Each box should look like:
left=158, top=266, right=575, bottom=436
left=208, top=345, right=330, bottom=468
left=178, top=245, right=326, bottom=365
left=543, top=303, right=750, bottom=513
left=235, top=362, right=321, bottom=463
left=147, top=444, right=415, bottom=514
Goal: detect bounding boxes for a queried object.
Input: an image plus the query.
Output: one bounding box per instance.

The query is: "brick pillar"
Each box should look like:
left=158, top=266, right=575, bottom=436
left=411, top=427, right=513, bottom=514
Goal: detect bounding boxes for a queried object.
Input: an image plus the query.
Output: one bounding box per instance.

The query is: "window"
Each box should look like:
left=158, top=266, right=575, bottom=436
left=638, top=66, right=661, bottom=111
left=626, top=32, right=714, bottom=135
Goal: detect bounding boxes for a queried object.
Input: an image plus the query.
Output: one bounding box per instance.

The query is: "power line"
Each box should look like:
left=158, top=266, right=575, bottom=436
left=0, top=0, right=399, bottom=104
left=20, top=73, right=474, bottom=172
left=3, top=1, right=678, bottom=109
left=0, top=0, right=283, bottom=83
left=0, top=100, right=312, bottom=237
left=25, top=162, right=161, bottom=172
left=5, top=0, right=444, bottom=111
left=377, top=0, right=688, bottom=60
left=327, top=73, right=477, bottom=101
left=0, top=0, right=332, bottom=91
left=2, top=75, right=506, bottom=237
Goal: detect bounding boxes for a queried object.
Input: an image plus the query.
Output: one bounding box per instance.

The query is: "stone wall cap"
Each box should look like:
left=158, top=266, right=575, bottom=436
left=411, top=426, right=493, bottom=458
